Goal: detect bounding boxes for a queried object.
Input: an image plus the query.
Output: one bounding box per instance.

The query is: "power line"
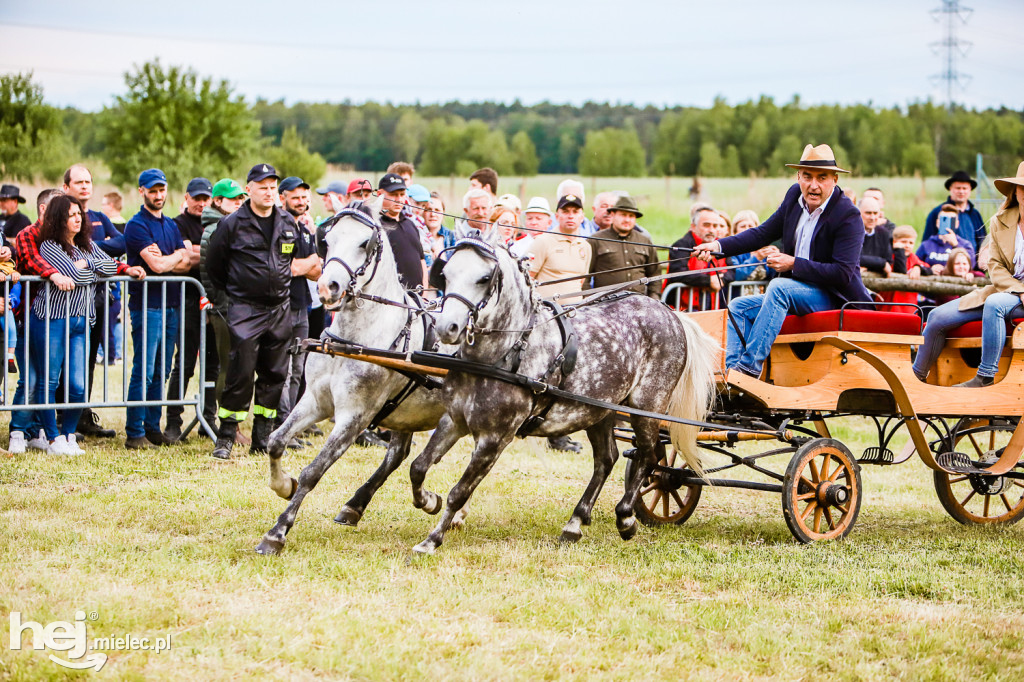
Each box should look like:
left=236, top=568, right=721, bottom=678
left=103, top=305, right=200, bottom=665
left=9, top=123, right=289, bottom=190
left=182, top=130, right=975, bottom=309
left=929, top=0, right=972, bottom=111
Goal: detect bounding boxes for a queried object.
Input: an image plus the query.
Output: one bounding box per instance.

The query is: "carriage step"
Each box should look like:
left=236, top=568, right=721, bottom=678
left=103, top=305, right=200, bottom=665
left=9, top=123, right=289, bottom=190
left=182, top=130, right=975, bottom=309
left=859, top=447, right=894, bottom=465
left=935, top=451, right=994, bottom=475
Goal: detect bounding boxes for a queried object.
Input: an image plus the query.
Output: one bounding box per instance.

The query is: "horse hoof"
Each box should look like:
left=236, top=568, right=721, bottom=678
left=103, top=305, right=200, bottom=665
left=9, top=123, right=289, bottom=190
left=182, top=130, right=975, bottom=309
left=411, top=540, right=436, bottom=556
left=422, top=492, right=442, bottom=515
left=560, top=528, right=582, bottom=544
left=334, top=506, right=361, bottom=527
left=617, top=517, right=638, bottom=541
left=255, top=537, right=285, bottom=555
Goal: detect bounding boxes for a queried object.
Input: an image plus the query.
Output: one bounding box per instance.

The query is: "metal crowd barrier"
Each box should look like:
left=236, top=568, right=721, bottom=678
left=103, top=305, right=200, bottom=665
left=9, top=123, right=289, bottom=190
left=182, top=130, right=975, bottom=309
left=662, top=280, right=768, bottom=312
left=0, top=275, right=216, bottom=440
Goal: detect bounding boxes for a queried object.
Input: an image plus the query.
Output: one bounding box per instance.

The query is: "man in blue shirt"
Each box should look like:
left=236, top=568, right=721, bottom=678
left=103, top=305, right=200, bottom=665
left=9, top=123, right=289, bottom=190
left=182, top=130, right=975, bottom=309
left=123, top=168, right=191, bottom=449
left=921, top=170, right=986, bottom=250
left=62, top=164, right=127, bottom=438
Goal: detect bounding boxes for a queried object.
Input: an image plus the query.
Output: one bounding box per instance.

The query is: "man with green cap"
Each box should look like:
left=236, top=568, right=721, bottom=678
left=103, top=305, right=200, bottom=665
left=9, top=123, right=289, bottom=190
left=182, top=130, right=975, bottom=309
left=199, top=178, right=247, bottom=443
left=585, top=195, right=660, bottom=298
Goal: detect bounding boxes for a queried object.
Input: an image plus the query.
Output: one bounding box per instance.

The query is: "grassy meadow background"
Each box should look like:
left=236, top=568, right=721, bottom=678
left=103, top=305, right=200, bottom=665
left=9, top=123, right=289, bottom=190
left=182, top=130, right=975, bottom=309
left=2, top=167, right=1022, bottom=679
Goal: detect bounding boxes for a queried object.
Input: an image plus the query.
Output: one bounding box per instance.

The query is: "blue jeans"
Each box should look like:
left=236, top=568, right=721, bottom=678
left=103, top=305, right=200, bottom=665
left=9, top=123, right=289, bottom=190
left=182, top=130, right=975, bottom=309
left=126, top=307, right=179, bottom=439
left=726, top=277, right=838, bottom=376
left=913, top=293, right=1024, bottom=379
left=9, top=322, right=41, bottom=436
left=29, top=314, right=88, bottom=439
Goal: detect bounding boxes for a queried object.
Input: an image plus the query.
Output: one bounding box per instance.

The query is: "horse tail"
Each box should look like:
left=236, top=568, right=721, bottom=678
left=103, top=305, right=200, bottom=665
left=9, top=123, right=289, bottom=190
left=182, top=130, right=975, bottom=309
left=665, top=313, right=720, bottom=478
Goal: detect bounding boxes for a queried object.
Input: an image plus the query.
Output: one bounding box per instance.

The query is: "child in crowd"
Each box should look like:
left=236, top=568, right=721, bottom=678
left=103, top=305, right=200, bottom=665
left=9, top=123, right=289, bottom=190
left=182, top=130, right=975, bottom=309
left=881, top=225, right=930, bottom=311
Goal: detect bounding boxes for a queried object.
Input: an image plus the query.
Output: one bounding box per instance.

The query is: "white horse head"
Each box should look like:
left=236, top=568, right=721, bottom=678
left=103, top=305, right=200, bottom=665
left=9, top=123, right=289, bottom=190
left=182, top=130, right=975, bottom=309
left=316, top=195, right=395, bottom=310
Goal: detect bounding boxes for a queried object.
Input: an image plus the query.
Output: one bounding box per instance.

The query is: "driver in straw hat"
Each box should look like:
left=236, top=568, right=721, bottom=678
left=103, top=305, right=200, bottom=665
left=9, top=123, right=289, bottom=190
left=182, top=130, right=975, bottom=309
left=694, top=143, right=872, bottom=379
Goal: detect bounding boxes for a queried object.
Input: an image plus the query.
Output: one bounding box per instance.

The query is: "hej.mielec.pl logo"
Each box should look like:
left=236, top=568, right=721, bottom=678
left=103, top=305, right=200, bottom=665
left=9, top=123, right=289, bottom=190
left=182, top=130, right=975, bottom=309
left=8, top=610, right=173, bottom=671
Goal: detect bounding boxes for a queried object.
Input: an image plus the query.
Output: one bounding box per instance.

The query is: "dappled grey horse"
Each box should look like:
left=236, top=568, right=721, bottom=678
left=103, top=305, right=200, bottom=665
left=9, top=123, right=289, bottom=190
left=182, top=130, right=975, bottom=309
left=255, top=199, right=461, bottom=556
left=408, top=231, right=719, bottom=555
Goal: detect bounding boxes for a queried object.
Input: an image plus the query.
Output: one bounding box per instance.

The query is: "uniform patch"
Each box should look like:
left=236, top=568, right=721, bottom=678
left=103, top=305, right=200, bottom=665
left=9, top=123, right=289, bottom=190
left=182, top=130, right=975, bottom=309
left=281, top=243, right=294, bottom=254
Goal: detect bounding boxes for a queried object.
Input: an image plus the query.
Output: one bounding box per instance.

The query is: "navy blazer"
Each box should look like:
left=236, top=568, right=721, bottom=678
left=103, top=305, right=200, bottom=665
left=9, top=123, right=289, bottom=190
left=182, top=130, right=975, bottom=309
left=717, top=184, right=872, bottom=304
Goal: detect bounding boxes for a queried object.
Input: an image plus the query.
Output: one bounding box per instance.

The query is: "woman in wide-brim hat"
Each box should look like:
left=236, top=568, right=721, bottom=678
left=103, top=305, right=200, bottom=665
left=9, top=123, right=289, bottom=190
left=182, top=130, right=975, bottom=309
left=913, top=161, right=1024, bottom=387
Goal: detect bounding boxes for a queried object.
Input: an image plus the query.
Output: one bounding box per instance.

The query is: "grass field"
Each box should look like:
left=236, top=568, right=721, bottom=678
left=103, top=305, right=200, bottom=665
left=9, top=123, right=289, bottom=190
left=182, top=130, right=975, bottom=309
left=2, top=408, right=1023, bottom=680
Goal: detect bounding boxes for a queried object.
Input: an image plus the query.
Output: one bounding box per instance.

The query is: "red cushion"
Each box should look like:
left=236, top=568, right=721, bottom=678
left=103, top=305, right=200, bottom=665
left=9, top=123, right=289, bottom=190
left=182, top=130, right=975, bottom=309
left=779, top=310, right=922, bottom=336
left=947, top=318, right=1024, bottom=338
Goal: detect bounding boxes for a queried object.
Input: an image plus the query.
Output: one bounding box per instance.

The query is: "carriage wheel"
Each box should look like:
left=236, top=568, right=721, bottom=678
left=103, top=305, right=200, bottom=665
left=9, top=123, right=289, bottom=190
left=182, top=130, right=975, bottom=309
left=933, top=418, right=1024, bottom=526
left=782, top=439, right=862, bottom=543
left=625, top=447, right=702, bottom=527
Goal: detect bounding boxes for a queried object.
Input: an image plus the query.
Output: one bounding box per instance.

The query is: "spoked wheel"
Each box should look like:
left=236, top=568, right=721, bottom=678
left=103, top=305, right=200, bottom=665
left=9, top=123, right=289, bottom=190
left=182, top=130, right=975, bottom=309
left=934, top=418, right=1024, bottom=525
left=625, top=448, right=702, bottom=527
left=782, top=438, right=862, bottom=543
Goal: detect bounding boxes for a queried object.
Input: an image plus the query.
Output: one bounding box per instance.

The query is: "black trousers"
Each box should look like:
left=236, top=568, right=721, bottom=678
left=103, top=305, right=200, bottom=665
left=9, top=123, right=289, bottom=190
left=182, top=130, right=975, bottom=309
left=218, top=300, right=291, bottom=425
left=166, top=294, right=218, bottom=429
left=298, top=305, right=326, bottom=401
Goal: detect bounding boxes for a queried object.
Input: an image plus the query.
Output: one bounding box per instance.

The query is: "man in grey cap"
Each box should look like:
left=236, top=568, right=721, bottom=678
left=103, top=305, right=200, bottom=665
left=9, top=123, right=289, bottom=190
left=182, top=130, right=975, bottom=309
left=316, top=181, right=347, bottom=216
left=165, top=177, right=217, bottom=442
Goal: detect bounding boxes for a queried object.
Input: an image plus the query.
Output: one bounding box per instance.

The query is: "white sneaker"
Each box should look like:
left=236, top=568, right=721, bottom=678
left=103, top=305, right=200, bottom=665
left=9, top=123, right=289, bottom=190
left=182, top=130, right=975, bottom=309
left=8, top=431, right=26, bottom=454
left=48, top=435, right=76, bottom=455
left=27, top=430, right=49, bottom=451
left=66, top=433, right=85, bottom=456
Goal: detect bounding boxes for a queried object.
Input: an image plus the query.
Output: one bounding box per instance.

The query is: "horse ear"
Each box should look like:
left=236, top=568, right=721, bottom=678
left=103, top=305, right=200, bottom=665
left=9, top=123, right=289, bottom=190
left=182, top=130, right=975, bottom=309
left=483, top=223, right=503, bottom=247
left=366, top=194, right=386, bottom=223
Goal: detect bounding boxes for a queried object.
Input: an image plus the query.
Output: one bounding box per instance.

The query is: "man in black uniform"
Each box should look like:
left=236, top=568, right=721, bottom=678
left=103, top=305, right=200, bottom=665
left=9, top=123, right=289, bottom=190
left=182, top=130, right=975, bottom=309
left=377, top=173, right=426, bottom=289
left=166, top=177, right=218, bottom=442
left=205, top=164, right=299, bottom=459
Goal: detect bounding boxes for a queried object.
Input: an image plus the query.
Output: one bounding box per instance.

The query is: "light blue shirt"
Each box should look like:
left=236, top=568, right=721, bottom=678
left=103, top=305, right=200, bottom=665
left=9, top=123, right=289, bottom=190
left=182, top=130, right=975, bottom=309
left=793, top=192, right=833, bottom=260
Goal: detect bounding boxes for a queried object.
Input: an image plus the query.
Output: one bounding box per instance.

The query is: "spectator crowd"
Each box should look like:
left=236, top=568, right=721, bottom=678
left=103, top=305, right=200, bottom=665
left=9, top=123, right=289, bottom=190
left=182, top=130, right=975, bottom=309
left=0, top=153, right=1012, bottom=456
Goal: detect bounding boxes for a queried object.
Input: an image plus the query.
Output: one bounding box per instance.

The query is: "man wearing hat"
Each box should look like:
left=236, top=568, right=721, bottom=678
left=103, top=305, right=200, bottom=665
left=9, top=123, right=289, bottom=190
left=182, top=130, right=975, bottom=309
left=518, top=197, right=552, bottom=254
left=123, top=168, right=193, bottom=449
left=345, top=178, right=373, bottom=205
left=586, top=195, right=660, bottom=299
left=694, top=143, right=872, bottom=379
left=0, top=184, right=31, bottom=244
left=276, top=176, right=321, bottom=434
left=164, top=177, right=216, bottom=442
left=922, top=170, right=986, bottom=250
left=316, top=181, right=348, bottom=216
left=206, top=164, right=301, bottom=459
left=378, top=172, right=426, bottom=289
left=198, top=178, right=247, bottom=443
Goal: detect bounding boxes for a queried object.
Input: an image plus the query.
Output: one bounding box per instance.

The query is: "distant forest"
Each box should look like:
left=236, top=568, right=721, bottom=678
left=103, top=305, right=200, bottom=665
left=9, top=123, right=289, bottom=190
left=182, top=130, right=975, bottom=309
left=245, top=96, right=1024, bottom=178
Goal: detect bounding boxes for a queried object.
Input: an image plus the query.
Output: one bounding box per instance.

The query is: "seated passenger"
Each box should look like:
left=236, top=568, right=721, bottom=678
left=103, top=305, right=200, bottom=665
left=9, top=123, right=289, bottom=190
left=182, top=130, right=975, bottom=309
left=912, top=162, right=1024, bottom=387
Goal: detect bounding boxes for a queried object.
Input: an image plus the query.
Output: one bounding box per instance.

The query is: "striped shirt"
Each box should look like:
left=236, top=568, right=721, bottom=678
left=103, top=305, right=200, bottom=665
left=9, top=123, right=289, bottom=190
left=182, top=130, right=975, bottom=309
left=33, top=241, right=119, bottom=321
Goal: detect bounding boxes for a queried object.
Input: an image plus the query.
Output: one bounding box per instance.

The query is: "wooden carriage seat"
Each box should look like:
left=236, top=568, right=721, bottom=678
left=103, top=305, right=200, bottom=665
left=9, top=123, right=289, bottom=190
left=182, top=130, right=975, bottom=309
left=778, top=309, right=922, bottom=337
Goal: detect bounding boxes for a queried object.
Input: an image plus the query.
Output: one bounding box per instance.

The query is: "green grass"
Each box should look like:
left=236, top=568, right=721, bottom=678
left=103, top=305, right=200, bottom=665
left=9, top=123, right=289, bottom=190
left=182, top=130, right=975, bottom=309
left=1, top=412, right=1022, bottom=680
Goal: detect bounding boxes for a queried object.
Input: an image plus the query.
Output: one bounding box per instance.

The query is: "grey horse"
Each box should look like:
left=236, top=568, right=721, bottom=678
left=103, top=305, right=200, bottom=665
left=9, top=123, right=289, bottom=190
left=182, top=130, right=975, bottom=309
left=408, top=231, right=719, bottom=555
left=255, top=199, right=461, bottom=556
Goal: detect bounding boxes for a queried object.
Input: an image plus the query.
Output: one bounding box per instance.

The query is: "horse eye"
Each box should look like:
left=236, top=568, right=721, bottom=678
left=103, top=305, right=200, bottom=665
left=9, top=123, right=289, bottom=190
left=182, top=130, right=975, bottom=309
left=477, top=274, right=492, bottom=286
left=359, top=239, right=370, bottom=251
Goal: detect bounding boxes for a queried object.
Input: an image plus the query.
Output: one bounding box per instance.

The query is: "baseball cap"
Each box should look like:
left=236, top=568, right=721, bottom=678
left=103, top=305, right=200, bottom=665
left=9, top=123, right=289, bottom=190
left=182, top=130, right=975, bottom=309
left=524, top=197, right=552, bottom=216
left=185, top=177, right=213, bottom=198
left=407, top=184, right=430, bottom=203
left=378, top=173, right=407, bottom=193
left=496, top=193, right=522, bottom=212
left=246, top=163, right=279, bottom=183
left=556, top=194, right=584, bottom=211
left=278, top=176, right=309, bottom=193
left=316, top=181, right=347, bottom=195
left=138, top=168, right=168, bottom=189
left=347, top=178, right=372, bottom=194
left=212, top=178, right=246, bottom=199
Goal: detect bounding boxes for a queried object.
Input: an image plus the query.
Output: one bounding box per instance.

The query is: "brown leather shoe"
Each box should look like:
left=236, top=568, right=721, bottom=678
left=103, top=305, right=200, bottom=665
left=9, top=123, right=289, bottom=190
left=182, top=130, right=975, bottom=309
left=235, top=428, right=251, bottom=446
left=125, top=436, right=157, bottom=450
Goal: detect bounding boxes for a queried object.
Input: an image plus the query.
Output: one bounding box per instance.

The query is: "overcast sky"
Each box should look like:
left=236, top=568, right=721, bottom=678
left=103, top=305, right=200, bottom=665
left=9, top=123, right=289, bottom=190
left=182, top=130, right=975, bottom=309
left=1, top=0, right=1021, bottom=112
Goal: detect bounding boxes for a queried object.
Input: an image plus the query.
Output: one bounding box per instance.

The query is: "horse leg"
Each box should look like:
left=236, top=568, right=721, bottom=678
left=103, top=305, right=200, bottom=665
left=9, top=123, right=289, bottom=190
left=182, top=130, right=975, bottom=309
left=409, top=414, right=467, bottom=514
left=334, top=430, right=413, bottom=527
left=267, top=390, right=329, bottom=500
left=560, top=416, right=619, bottom=543
left=255, top=415, right=364, bottom=555
left=615, top=416, right=664, bottom=541
left=412, top=433, right=512, bottom=556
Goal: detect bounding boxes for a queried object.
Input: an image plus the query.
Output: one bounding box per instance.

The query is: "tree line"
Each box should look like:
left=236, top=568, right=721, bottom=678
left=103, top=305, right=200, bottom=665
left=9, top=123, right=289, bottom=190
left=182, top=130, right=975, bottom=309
left=3, top=61, right=1023, bottom=190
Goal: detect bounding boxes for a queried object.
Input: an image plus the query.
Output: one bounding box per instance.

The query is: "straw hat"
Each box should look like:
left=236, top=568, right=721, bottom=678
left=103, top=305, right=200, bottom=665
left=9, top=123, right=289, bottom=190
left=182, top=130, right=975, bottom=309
left=785, top=144, right=850, bottom=174
left=994, top=161, right=1024, bottom=197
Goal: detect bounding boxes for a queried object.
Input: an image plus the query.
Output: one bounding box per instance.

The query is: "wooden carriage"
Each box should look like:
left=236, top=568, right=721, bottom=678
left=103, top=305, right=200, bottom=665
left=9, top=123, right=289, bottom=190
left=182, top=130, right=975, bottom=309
left=627, top=307, right=1024, bottom=543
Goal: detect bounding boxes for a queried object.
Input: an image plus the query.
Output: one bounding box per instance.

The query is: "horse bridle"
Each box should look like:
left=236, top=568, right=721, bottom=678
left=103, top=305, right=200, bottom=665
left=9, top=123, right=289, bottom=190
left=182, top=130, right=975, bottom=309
left=317, top=204, right=385, bottom=308
left=437, top=238, right=504, bottom=345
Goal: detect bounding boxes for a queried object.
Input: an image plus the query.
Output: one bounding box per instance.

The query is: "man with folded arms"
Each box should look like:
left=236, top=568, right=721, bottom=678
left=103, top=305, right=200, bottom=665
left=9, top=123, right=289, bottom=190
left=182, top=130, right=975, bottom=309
left=694, top=144, right=872, bottom=379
